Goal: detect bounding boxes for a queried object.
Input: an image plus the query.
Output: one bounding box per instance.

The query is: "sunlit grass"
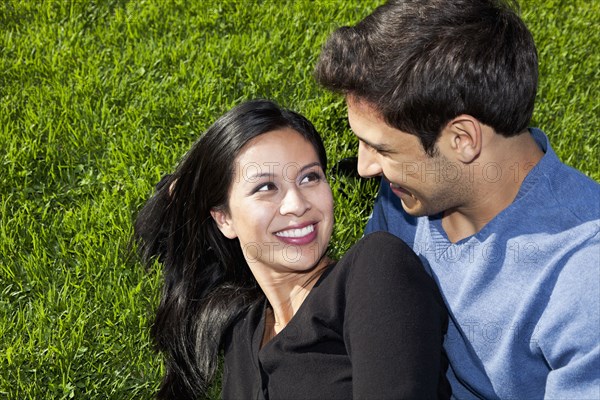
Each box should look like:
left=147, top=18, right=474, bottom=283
left=1, top=0, right=597, bottom=398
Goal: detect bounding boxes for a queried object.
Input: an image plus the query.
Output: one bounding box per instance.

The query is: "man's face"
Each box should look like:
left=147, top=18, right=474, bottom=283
left=346, top=97, right=471, bottom=217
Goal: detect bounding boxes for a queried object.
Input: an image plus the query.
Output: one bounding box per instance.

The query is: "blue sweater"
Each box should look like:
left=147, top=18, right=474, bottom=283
left=365, top=128, right=600, bottom=399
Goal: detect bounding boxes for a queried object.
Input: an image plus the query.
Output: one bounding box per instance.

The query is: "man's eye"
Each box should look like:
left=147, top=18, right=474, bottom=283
left=359, top=139, right=373, bottom=150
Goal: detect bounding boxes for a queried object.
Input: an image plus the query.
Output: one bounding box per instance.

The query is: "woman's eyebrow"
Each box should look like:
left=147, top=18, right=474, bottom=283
left=240, top=171, right=278, bottom=188
left=242, top=161, right=322, bottom=182
left=299, top=162, right=322, bottom=172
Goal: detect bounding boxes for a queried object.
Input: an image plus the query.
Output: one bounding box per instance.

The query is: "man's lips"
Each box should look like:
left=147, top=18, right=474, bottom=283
left=390, top=182, right=412, bottom=197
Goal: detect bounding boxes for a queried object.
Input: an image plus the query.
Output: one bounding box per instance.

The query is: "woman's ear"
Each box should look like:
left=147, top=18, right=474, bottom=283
left=210, top=208, right=237, bottom=239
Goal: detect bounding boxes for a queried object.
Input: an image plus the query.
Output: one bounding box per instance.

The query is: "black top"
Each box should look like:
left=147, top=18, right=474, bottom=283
left=222, top=231, right=450, bottom=399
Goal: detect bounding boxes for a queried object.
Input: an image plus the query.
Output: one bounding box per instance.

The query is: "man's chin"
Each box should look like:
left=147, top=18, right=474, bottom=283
left=399, top=200, right=429, bottom=217
left=394, top=190, right=421, bottom=215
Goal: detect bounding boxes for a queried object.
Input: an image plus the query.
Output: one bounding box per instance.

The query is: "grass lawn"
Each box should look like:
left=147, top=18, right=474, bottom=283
left=1, top=0, right=598, bottom=398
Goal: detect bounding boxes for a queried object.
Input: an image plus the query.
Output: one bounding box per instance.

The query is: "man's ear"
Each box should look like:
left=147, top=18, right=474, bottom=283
left=210, top=208, right=237, bottom=239
left=445, top=115, right=482, bottom=163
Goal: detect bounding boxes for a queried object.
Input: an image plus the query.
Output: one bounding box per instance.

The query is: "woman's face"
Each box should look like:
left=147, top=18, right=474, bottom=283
left=211, top=128, right=333, bottom=278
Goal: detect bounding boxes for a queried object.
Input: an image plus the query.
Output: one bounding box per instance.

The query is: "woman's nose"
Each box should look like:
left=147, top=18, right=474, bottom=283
left=279, top=188, right=311, bottom=216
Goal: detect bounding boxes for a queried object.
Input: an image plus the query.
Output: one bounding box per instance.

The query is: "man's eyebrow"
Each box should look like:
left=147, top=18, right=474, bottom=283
left=356, top=135, right=394, bottom=153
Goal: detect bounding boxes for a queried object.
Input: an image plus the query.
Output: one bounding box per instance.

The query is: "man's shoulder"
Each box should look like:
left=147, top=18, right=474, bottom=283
left=528, top=128, right=600, bottom=223
left=532, top=158, right=600, bottom=228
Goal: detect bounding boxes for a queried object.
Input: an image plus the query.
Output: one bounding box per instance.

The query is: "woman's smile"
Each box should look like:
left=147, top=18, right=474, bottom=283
left=274, top=222, right=318, bottom=245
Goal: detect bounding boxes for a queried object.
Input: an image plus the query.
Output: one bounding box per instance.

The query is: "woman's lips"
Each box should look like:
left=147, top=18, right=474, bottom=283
left=274, top=223, right=318, bottom=246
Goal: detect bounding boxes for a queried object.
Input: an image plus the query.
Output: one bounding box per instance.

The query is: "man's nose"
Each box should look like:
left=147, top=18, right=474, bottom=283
left=357, top=141, right=383, bottom=178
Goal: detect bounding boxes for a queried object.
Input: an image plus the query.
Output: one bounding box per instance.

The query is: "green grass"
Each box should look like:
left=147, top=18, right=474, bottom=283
left=0, top=0, right=597, bottom=398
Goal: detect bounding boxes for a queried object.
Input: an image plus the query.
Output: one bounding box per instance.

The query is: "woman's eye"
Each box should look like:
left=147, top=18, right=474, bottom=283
left=300, top=172, right=322, bottom=184
left=256, top=182, right=277, bottom=192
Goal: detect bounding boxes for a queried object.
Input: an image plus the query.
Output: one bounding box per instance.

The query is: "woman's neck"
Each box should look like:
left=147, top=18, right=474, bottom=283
left=256, top=256, right=331, bottom=344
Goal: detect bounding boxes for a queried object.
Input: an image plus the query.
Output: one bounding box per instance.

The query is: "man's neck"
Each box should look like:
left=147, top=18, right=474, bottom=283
left=442, top=131, right=544, bottom=243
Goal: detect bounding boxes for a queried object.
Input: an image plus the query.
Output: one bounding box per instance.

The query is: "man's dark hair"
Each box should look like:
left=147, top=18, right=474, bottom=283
left=315, top=0, right=538, bottom=155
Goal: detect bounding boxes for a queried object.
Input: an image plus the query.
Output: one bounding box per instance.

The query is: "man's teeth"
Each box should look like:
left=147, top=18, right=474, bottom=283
left=276, top=224, right=314, bottom=238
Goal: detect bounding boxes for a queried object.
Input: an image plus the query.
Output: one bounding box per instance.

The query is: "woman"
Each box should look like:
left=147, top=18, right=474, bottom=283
left=135, top=100, right=450, bottom=399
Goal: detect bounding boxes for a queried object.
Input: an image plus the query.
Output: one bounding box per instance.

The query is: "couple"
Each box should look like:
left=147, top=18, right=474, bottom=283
left=135, top=0, right=600, bottom=399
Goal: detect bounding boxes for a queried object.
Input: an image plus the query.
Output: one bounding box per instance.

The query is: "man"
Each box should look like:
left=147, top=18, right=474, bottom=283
left=315, top=0, right=599, bottom=398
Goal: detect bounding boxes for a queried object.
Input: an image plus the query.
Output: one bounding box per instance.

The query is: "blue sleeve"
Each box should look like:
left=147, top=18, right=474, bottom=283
left=365, top=178, right=389, bottom=235
left=538, top=231, right=600, bottom=399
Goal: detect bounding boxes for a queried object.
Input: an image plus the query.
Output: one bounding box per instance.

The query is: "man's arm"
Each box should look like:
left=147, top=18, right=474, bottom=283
left=539, top=231, right=600, bottom=399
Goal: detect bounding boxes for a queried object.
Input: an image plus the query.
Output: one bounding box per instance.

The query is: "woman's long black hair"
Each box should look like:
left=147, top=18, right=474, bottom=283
left=134, top=100, right=327, bottom=399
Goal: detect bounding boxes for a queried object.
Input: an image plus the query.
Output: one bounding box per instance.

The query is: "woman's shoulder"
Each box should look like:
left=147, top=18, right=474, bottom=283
left=328, top=231, right=441, bottom=297
left=223, top=298, right=265, bottom=351
left=354, top=230, right=413, bottom=252
left=221, top=299, right=265, bottom=399
left=342, top=231, right=421, bottom=272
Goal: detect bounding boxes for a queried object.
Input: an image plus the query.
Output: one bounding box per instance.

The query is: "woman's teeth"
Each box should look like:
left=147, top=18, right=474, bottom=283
left=275, top=224, right=314, bottom=238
